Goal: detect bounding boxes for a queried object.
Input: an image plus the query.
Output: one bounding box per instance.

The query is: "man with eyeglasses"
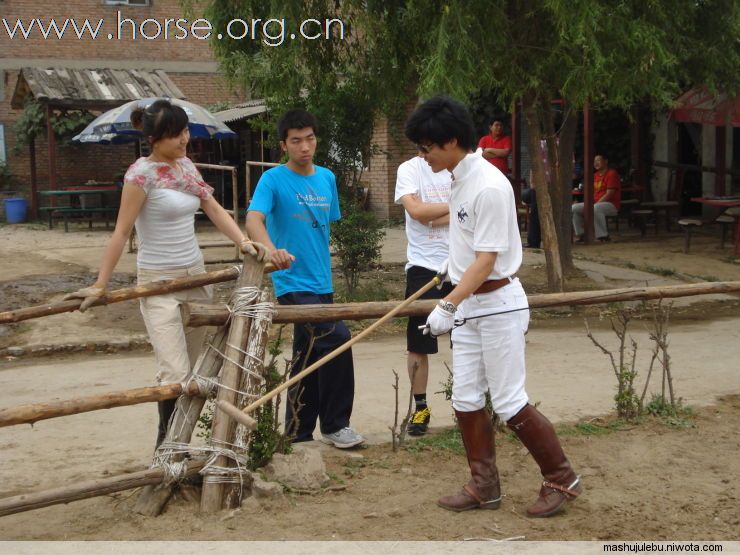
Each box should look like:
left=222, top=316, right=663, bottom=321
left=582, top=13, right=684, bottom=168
left=394, top=148, right=453, bottom=436
left=247, top=109, right=364, bottom=450
left=406, top=96, right=581, bottom=518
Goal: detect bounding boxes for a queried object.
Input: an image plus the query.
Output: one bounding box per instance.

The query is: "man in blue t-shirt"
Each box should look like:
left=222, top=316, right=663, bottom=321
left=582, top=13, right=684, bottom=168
left=246, top=109, right=363, bottom=449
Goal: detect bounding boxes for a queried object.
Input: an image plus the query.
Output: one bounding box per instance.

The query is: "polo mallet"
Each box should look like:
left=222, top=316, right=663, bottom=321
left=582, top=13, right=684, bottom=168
left=214, top=274, right=443, bottom=424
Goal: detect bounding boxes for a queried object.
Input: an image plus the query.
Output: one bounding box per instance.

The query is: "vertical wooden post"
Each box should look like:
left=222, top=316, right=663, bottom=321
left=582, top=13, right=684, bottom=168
left=511, top=101, right=521, bottom=186
left=245, top=162, right=252, bottom=207
left=200, top=253, right=265, bottom=513
left=714, top=125, right=726, bottom=197
left=29, top=138, right=38, bottom=219
left=583, top=102, right=595, bottom=243
left=46, top=105, right=58, bottom=190
left=223, top=289, right=273, bottom=509
left=232, top=167, right=240, bottom=260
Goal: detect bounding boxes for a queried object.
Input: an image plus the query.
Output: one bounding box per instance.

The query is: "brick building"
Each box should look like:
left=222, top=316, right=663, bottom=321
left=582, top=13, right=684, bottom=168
left=363, top=113, right=416, bottom=220
left=0, top=0, right=244, bottom=202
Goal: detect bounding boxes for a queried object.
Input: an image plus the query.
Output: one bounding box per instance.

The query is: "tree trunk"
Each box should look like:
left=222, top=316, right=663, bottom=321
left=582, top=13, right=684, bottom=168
left=555, top=107, right=578, bottom=274
left=522, top=95, right=564, bottom=291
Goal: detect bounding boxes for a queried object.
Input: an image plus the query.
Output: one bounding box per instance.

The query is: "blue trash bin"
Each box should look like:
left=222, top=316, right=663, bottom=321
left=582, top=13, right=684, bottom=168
left=4, top=198, right=28, bottom=224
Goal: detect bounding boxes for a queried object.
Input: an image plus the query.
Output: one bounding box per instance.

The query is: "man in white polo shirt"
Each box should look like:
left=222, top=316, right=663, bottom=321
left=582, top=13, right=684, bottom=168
left=405, top=96, right=582, bottom=518
left=394, top=151, right=453, bottom=435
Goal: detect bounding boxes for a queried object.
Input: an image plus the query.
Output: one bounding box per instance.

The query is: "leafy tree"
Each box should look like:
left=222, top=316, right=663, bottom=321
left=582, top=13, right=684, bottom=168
left=202, top=0, right=740, bottom=291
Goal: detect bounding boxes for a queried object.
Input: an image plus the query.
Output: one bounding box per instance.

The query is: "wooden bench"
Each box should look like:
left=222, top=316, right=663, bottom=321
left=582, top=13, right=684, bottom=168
left=50, top=207, right=118, bottom=232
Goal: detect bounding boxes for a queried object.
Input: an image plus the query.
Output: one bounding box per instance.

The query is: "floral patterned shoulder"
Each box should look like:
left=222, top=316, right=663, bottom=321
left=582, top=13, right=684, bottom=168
left=123, top=156, right=214, bottom=200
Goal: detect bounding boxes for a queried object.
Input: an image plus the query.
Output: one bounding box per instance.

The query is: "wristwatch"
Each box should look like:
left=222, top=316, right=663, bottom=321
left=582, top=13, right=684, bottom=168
left=438, top=299, right=457, bottom=313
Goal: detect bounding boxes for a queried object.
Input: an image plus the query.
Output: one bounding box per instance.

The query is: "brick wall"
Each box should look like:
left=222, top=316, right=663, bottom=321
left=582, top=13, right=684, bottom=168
left=1, top=0, right=219, bottom=61
left=0, top=0, right=245, bottom=198
left=365, top=113, right=416, bottom=220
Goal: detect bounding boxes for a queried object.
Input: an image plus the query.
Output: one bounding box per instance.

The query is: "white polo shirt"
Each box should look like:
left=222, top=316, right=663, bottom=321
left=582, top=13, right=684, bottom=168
left=394, top=156, right=451, bottom=272
left=448, top=152, right=522, bottom=283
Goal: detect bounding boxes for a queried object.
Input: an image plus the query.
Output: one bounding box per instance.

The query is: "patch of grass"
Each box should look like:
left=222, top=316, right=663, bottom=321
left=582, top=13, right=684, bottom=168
left=688, top=274, right=720, bottom=282
left=406, top=427, right=464, bottom=455
left=625, top=262, right=637, bottom=269
left=644, top=265, right=676, bottom=277
left=556, top=419, right=628, bottom=437
left=644, top=394, right=694, bottom=428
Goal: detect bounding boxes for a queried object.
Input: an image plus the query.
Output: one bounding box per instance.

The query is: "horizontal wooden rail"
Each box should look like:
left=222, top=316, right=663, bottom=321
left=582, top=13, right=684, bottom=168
left=0, top=264, right=275, bottom=325
left=0, top=460, right=206, bottom=517
left=0, top=382, right=202, bottom=428
left=183, top=281, right=740, bottom=327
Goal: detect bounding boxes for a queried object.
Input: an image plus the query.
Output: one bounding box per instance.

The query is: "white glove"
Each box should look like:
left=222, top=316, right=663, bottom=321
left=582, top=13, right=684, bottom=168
left=423, top=302, right=456, bottom=337
left=239, top=239, right=270, bottom=262
left=436, top=258, right=450, bottom=289
left=63, top=285, right=106, bottom=312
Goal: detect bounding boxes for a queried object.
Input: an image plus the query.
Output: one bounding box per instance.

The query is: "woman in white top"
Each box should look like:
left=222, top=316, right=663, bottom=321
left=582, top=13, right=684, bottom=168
left=65, top=99, right=267, bottom=447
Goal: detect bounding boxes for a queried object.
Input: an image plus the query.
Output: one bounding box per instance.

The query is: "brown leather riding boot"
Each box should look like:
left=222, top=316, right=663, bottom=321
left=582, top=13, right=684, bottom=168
left=437, top=408, right=501, bottom=512
left=507, top=404, right=582, bottom=517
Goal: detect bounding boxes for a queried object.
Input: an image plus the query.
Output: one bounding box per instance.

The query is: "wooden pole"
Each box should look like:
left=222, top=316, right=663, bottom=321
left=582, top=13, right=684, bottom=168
left=224, top=289, right=272, bottom=509
left=0, top=382, right=201, bottom=428
left=46, top=104, right=58, bottom=190
left=200, top=254, right=266, bottom=513
left=216, top=399, right=257, bottom=431
left=583, top=100, right=595, bottom=243
left=29, top=137, right=39, bottom=220
left=183, top=281, right=740, bottom=328
left=239, top=276, right=441, bottom=419
left=232, top=168, right=240, bottom=260
left=0, top=460, right=206, bottom=518
left=0, top=264, right=275, bottom=325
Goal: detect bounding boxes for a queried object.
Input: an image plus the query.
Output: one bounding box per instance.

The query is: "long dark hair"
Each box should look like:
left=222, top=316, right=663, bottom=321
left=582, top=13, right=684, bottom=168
left=130, top=99, right=188, bottom=144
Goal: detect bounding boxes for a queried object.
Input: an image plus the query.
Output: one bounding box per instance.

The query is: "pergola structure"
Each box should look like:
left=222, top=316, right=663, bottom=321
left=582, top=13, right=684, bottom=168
left=11, top=67, right=184, bottom=217
left=670, top=86, right=740, bottom=197
left=508, top=88, right=738, bottom=243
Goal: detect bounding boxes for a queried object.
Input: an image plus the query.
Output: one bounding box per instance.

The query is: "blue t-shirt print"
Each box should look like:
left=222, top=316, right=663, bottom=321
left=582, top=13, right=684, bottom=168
left=248, top=164, right=341, bottom=297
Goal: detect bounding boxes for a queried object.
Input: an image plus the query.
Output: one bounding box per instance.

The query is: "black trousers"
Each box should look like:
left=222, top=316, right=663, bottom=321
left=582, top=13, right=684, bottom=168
left=522, top=187, right=541, bottom=248
left=277, top=291, right=355, bottom=441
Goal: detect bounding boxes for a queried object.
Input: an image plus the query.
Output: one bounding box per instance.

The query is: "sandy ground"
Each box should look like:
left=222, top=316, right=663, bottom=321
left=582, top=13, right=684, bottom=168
left=0, top=221, right=739, bottom=540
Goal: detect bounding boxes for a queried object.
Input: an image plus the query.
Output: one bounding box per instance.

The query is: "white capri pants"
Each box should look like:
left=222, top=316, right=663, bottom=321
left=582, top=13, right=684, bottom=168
left=137, top=262, right=213, bottom=385
left=450, top=278, right=530, bottom=422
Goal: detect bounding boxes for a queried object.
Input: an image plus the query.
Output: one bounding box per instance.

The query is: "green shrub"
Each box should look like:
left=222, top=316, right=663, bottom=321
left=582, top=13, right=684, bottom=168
left=331, top=201, right=385, bottom=296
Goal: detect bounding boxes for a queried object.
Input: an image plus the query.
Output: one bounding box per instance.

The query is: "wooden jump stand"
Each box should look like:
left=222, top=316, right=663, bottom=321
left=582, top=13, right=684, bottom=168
left=133, top=252, right=270, bottom=516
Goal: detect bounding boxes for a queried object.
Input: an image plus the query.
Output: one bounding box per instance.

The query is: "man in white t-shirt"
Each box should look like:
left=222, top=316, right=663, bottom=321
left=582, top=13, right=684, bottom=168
left=394, top=152, right=453, bottom=435
left=405, top=96, right=582, bottom=518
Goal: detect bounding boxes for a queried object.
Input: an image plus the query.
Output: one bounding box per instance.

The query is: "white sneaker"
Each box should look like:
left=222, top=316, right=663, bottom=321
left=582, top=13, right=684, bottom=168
left=320, top=427, right=365, bottom=449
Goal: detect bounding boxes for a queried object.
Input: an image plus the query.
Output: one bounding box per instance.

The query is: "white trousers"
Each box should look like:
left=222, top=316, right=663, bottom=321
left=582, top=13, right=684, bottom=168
left=572, top=201, right=618, bottom=239
left=450, top=278, right=529, bottom=421
left=138, top=262, right=213, bottom=385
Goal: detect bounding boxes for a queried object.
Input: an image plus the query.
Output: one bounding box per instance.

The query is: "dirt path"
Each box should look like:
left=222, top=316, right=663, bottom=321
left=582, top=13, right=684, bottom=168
left=0, top=222, right=739, bottom=540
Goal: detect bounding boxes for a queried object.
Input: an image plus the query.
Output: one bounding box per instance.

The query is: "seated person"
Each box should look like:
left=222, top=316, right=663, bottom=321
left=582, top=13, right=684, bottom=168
left=572, top=154, right=621, bottom=242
